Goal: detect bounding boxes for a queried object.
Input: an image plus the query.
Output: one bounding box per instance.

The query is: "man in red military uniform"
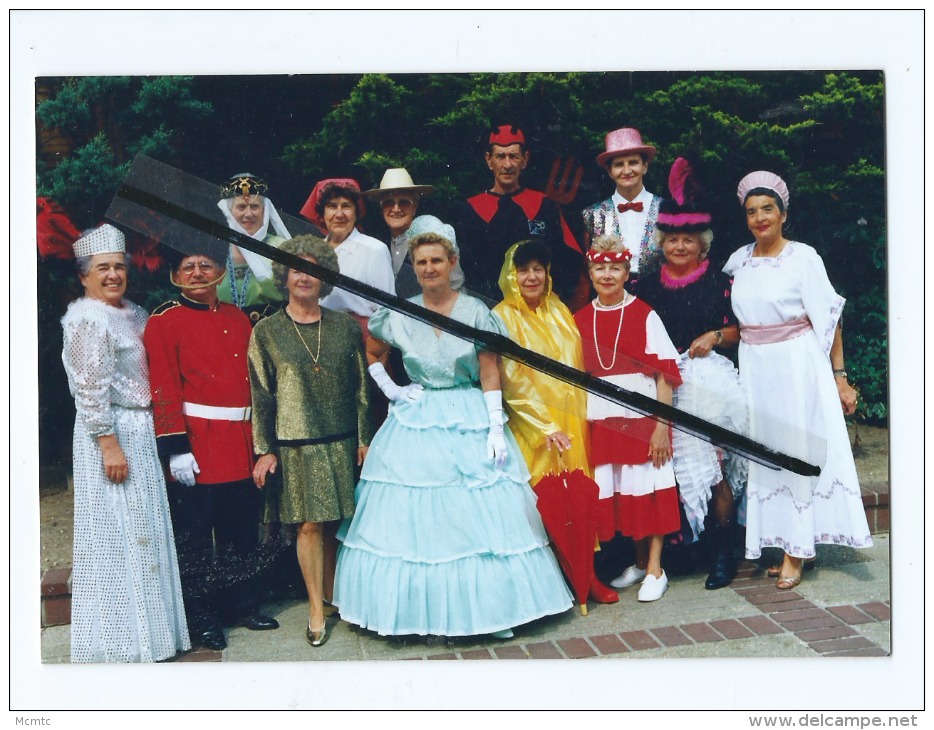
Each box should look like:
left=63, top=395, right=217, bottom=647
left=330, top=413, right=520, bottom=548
left=457, top=124, right=582, bottom=304
left=144, top=242, right=279, bottom=651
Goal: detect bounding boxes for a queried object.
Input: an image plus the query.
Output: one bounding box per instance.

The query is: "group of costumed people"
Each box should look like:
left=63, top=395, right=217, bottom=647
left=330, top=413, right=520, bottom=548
left=60, top=123, right=871, bottom=663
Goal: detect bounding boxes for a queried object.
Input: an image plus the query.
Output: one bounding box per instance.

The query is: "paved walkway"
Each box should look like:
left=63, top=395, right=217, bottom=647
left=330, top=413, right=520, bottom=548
left=41, top=535, right=890, bottom=663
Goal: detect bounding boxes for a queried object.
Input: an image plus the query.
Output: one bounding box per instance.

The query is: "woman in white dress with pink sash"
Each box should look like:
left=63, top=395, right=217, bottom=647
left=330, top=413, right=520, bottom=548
left=724, top=171, right=872, bottom=589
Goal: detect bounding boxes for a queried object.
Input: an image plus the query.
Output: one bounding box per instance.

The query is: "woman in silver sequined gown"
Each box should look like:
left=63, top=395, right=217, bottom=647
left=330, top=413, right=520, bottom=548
left=62, top=224, right=189, bottom=662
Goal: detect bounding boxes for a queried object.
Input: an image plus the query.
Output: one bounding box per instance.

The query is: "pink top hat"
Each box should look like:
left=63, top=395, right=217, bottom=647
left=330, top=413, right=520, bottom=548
left=596, top=127, right=657, bottom=167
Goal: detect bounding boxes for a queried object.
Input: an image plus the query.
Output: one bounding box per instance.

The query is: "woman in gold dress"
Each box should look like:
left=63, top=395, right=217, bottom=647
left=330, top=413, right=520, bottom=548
left=249, top=235, right=372, bottom=647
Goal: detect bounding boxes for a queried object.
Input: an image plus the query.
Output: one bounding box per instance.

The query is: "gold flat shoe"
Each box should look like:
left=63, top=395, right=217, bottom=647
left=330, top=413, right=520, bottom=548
left=306, top=620, right=330, bottom=648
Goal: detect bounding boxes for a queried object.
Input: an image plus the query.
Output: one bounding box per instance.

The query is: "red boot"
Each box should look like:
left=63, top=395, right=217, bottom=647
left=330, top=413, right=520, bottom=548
left=588, top=576, right=619, bottom=604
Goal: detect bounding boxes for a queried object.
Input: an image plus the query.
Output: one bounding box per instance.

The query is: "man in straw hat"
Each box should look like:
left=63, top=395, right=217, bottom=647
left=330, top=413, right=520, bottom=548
left=143, top=240, right=279, bottom=651
left=582, top=127, right=664, bottom=281
left=457, top=124, right=582, bottom=303
left=363, top=167, right=465, bottom=299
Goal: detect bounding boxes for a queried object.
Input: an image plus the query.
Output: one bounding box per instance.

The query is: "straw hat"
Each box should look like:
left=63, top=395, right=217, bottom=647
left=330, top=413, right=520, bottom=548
left=363, top=168, right=434, bottom=200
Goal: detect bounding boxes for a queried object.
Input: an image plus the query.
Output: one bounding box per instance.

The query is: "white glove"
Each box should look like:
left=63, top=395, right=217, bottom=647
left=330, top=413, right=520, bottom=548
left=368, top=362, right=424, bottom=403
left=170, top=452, right=200, bottom=487
left=484, top=390, right=508, bottom=469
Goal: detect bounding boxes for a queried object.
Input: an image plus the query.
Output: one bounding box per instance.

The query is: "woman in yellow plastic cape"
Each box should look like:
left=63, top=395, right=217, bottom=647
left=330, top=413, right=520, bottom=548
left=494, top=239, right=619, bottom=607
left=493, top=239, right=591, bottom=483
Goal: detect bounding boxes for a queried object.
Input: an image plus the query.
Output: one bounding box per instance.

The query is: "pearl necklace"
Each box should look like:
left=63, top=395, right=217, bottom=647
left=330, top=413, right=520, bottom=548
left=287, top=306, right=323, bottom=373
left=592, top=293, right=627, bottom=371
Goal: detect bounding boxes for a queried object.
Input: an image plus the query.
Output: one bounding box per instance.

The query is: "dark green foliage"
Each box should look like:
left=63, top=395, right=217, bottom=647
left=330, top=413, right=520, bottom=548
left=36, top=77, right=215, bottom=464
left=36, top=71, right=888, bottom=425
left=281, top=71, right=886, bottom=423
left=36, top=76, right=214, bottom=226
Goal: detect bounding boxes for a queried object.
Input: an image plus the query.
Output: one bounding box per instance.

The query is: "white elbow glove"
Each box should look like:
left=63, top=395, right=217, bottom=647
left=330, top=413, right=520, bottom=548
left=484, top=390, right=508, bottom=469
left=170, top=452, right=201, bottom=487
left=368, top=362, right=424, bottom=403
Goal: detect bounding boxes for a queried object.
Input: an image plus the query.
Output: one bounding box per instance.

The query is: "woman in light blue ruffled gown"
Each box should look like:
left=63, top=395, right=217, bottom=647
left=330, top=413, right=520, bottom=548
left=334, top=229, right=572, bottom=638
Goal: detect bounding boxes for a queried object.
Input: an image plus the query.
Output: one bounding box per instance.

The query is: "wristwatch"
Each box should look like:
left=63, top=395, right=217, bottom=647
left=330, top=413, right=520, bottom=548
left=832, top=368, right=848, bottom=379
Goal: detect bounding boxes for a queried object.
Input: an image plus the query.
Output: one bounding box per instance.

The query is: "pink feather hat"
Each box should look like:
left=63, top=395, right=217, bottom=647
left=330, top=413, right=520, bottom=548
left=655, top=158, right=712, bottom=233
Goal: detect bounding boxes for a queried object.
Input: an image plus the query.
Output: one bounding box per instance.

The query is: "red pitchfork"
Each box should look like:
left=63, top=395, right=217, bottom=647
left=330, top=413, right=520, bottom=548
left=545, top=157, right=584, bottom=206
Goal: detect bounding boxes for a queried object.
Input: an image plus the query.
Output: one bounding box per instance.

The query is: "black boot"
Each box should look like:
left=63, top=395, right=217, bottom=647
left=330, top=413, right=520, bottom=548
left=705, top=523, right=737, bottom=590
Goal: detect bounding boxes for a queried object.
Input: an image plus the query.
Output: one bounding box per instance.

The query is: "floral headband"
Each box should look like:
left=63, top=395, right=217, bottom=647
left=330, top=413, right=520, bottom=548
left=586, top=248, right=632, bottom=263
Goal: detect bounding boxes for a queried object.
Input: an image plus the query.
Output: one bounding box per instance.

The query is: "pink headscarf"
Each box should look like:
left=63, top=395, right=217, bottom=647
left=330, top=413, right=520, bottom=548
left=299, top=178, right=366, bottom=230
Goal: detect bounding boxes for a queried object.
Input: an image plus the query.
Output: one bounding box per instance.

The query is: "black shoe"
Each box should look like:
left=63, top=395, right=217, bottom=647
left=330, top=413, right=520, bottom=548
left=704, top=525, right=737, bottom=590
left=705, top=562, right=736, bottom=590
left=199, top=627, right=228, bottom=651
left=243, top=613, right=280, bottom=631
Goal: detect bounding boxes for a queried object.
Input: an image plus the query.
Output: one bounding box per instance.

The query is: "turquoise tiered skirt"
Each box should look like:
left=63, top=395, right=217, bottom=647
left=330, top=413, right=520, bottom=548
left=334, top=385, right=573, bottom=637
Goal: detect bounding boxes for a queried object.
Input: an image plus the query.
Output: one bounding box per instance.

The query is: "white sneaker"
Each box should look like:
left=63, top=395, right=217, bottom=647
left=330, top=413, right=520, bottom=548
left=637, top=571, right=669, bottom=602
left=610, top=565, right=647, bottom=589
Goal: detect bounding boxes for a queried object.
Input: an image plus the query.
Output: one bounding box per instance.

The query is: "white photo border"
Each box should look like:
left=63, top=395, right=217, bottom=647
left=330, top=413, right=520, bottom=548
left=10, top=9, right=924, bottom=715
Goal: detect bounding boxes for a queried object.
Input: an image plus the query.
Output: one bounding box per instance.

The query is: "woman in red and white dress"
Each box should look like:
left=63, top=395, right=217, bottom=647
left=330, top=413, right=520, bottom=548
left=573, top=235, right=682, bottom=602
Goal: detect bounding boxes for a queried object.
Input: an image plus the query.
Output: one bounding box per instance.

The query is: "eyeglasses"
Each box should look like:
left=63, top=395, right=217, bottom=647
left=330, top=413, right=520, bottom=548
left=380, top=197, right=416, bottom=211
left=179, top=261, right=217, bottom=274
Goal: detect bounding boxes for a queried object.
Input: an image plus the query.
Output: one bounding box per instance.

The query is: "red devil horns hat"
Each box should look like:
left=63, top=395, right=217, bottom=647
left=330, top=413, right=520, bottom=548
left=489, top=125, right=526, bottom=147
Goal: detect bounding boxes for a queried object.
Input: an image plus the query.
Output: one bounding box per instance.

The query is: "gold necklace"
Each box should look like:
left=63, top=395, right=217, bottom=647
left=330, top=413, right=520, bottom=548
left=288, top=307, right=323, bottom=373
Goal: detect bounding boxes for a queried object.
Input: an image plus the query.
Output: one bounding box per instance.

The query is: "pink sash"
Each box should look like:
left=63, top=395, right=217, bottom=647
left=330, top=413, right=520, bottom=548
left=740, top=315, right=812, bottom=345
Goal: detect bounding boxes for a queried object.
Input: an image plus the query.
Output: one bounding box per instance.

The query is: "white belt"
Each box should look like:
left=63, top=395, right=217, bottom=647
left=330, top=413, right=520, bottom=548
left=182, top=402, right=252, bottom=421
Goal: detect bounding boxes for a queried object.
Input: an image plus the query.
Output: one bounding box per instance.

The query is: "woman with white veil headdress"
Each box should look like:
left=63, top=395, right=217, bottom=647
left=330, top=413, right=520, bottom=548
left=216, top=173, right=292, bottom=323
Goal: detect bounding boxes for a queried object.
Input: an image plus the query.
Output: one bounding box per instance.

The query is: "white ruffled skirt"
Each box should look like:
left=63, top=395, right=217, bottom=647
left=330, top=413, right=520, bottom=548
left=671, top=352, right=749, bottom=541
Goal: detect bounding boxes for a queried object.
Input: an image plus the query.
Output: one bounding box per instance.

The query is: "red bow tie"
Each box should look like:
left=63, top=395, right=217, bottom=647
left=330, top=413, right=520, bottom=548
left=617, top=201, right=644, bottom=213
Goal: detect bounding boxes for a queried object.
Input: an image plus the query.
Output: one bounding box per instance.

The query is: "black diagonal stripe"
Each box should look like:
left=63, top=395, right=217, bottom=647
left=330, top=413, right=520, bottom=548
left=113, top=180, right=820, bottom=477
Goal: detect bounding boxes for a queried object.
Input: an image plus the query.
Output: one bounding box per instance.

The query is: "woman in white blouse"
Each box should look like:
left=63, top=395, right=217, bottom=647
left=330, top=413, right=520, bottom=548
left=302, top=178, right=396, bottom=338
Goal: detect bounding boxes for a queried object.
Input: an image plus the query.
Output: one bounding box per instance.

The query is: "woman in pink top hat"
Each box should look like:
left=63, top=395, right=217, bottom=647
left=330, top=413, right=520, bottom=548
left=724, top=171, right=872, bottom=589
left=581, top=127, right=664, bottom=281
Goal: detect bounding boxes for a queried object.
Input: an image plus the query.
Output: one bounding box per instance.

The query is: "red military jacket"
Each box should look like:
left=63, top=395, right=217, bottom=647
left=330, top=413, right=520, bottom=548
left=143, top=295, right=254, bottom=484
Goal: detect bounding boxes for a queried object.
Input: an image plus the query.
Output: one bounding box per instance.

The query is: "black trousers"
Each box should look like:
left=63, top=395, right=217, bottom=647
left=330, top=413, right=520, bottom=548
left=167, top=478, right=262, bottom=637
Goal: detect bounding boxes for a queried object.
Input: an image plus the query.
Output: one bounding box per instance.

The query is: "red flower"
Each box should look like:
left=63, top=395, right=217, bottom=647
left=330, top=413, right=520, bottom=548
left=36, top=197, right=80, bottom=259
left=126, top=232, right=164, bottom=273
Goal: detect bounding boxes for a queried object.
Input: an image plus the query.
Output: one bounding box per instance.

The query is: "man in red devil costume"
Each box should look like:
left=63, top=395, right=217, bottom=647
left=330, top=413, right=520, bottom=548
left=458, top=125, right=582, bottom=303
left=143, top=241, right=279, bottom=651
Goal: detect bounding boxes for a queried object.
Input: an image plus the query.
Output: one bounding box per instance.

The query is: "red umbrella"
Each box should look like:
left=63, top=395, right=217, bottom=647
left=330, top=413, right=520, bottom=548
left=533, top=466, right=600, bottom=616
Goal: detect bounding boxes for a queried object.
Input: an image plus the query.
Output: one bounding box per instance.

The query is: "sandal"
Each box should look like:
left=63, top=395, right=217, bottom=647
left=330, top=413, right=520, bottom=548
left=767, top=558, right=815, bottom=577
left=776, top=573, right=802, bottom=590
